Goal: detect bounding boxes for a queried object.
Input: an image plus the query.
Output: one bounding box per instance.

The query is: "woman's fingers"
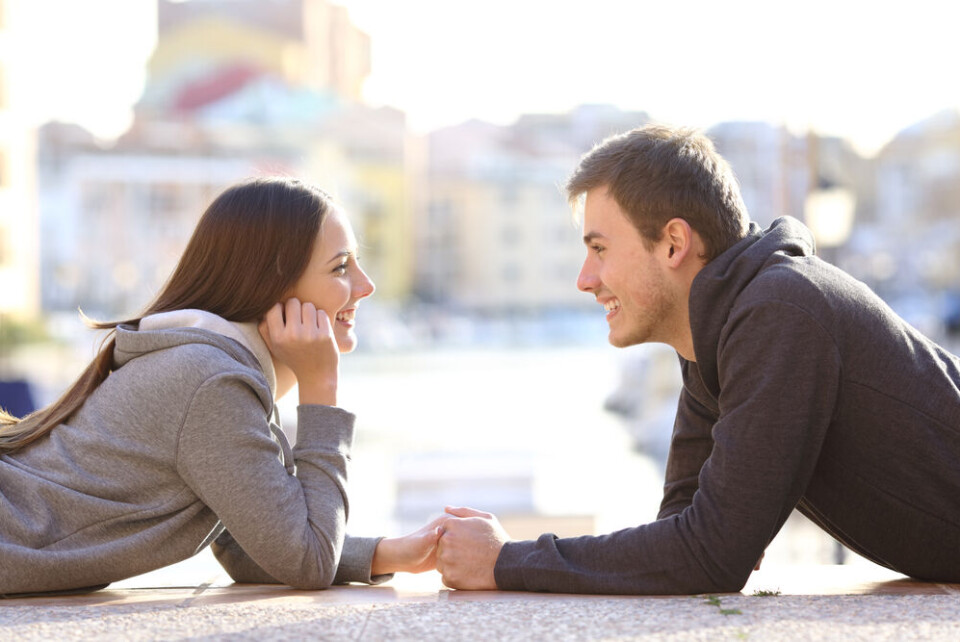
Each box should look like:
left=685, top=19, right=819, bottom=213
left=284, top=297, right=302, bottom=330
left=300, top=300, right=316, bottom=327
left=262, top=298, right=340, bottom=405
left=259, top=303, right=284, bottom=346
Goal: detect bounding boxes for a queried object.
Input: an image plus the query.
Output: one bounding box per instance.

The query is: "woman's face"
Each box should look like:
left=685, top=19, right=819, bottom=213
left=285, top=206, right=375, bottom=353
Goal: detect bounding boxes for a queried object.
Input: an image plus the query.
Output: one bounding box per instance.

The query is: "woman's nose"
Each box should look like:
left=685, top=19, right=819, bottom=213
left=355, top=267, right=375, bottom=299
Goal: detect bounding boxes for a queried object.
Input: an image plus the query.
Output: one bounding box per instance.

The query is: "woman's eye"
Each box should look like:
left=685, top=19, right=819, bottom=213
left=333, top=263, right=348, bottom=275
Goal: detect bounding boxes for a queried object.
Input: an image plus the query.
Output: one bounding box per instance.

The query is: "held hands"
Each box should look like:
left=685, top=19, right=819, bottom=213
left=370, top=506, right=508, bottom=588
left=259, top=298, right=339, bottom=406
left=371, top=515, right=449, bottom=575
left=435, top=506, right=509, bottom=590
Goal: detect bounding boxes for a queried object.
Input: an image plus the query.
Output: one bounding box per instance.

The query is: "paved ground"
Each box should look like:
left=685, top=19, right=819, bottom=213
left=2, top=553, right=959, bottom=641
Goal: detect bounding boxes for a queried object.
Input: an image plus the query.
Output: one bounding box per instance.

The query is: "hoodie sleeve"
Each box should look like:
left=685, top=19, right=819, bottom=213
left=176, top=374, right=353, bottom=590
left=212, top=532, right=393, bottom=585
left=658, top=361, right=718, bottom=519
left=495, top=299, right=841, bottom=594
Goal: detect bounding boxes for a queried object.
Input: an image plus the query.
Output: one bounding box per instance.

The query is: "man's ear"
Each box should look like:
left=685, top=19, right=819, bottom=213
left=662, top=218, right=696, bottom=267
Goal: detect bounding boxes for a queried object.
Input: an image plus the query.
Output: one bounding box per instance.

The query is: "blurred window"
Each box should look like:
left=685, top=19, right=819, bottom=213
left=150, top=183, right=180, bottom=213
left=501, top=226, right=520, bottom=245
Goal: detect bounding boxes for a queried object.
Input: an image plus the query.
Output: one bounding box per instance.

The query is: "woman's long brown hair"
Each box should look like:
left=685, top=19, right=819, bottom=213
left=0, top=176, right=331, bottom=454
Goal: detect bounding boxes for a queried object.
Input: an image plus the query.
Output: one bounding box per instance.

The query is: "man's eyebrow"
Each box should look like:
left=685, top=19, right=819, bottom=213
left=582, top=232, right=606, bottom=245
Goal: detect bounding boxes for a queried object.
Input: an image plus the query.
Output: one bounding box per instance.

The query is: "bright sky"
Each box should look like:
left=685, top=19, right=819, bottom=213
left=8, top=0, right=959, bottom=156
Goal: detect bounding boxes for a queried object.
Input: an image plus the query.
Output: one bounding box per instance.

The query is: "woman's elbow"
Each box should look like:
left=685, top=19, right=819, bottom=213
left=286, top=565, right=336, bottom=590
left=286, top=543, right=339, bottom=590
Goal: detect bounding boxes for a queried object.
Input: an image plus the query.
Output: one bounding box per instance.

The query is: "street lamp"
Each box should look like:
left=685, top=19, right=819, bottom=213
left=804, top=187, right=856, bottom=264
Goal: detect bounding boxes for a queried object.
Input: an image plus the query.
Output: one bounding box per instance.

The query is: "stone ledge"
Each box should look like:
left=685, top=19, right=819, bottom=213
left=2, top=557, right=959, bottom=641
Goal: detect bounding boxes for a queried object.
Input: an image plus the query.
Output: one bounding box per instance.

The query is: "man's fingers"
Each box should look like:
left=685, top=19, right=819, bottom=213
left=444, top=506, right=492, bottom=519
left=427, top=514, right=450, bottom=536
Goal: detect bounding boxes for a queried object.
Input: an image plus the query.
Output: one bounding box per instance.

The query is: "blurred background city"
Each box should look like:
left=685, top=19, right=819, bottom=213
left=1, top=0, right=958, bottom=566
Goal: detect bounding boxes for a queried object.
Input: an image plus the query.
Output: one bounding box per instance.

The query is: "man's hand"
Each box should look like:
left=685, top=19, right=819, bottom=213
left=436, top=506, right=509, bottom=590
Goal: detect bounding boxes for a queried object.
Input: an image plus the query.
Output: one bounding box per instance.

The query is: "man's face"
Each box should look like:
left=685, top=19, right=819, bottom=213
left=577, top=187, right=679, bottom=348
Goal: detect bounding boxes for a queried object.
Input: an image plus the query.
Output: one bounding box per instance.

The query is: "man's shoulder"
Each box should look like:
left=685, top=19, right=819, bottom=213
left=738, top=254, right=861, bottom=311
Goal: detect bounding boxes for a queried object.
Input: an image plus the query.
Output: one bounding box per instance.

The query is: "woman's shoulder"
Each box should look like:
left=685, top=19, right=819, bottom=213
left=113, top=327, right=272, bottom=404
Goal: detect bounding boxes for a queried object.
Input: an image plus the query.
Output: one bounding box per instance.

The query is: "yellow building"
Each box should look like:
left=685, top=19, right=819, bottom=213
left=141, top=0, right=419, bottom=302
left=38, top=0, right=416, bottom=313
left=307, top=105, right=419, bottom=303
left=143, top=0, right=370, bottom=113
left=421, top=173, right=586, bottom=312
left=0, top=0, right=39, bottom=319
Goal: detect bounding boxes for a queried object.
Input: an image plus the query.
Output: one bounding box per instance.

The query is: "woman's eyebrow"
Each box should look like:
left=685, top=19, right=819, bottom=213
left=325, top=250, right=352, bottom=265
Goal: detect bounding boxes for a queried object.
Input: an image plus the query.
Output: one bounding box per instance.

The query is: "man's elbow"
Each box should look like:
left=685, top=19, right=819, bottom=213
left=697, top=559, right=753, bottom=595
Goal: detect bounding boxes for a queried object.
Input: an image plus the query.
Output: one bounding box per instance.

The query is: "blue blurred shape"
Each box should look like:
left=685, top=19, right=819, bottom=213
left=0, top=380, right=36, bottom=418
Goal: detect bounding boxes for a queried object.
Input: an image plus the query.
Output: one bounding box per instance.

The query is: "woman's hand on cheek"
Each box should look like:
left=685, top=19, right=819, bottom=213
left=259, top=298, right=339, bottom=406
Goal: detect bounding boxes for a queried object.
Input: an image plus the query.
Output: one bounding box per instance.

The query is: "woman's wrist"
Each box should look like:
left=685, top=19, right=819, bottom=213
left=296, top=377, right=338, bottom=406
left=371, top=537, right=397, bottom=576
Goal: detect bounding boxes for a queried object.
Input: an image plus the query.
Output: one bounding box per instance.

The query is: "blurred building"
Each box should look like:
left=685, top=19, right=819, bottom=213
left=708, top=122, right=868, bottom=231
left=310, top=104, right=420, bottom=304
left=708, top=122, right=808, bottom=229
left=37, top=121, right=268, bottom=317
left=416, top=113, right=876, bottom=316
left=417, top=105, right=650, bottom=313
left=842, top=109, right=960, bottom=340
left=871, top=109, right=960, bottom=293
left=38, top=0, right=418, bottom=318
left=142, top=0, right=369, bottom=114
left=0, top=0, right=39, bottom=319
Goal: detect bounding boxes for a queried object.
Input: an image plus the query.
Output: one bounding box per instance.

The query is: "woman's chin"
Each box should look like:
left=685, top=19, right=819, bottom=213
left=335, top=334, right=358, bottom=354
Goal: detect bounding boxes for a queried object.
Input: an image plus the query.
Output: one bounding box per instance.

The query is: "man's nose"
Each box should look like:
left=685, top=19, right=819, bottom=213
left=577, top=260, right=599, bottom=293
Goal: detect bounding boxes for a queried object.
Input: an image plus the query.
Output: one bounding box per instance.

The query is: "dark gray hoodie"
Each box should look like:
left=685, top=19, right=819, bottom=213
left=495, top=217, right=960, bottom=594
left=0, top=311, right=384, bottom=596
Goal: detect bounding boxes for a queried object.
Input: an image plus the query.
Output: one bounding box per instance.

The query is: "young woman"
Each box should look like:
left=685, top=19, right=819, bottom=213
left=0, top=177, right=440, bottom=597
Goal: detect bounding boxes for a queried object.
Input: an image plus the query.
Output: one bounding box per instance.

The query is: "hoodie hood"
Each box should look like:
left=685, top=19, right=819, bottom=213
left=688, top=216, right=817, bottom=397
left=114, top=310, right=276, bottom=398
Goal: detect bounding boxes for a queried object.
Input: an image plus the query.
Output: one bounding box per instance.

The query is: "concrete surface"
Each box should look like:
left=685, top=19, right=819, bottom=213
left=2, top=552, right=959, bottom=641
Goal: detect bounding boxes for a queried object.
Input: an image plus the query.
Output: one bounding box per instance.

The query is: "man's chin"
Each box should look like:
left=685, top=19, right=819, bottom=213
left=607, top=321, right=651, bottom=348
left=607, top=332, right=637, bottom=349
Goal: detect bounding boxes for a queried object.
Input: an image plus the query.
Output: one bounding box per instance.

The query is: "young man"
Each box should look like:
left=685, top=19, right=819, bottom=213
left=435, top=125, right=960, bottom=594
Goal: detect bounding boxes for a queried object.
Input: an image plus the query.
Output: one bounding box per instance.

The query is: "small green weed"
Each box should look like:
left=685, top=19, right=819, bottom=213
left=702, top=594, right=742, bottom=616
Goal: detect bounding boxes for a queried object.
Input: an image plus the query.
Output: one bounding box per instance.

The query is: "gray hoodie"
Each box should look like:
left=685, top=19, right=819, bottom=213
left=495, top=217, right=960, bottom=594
left=0, top=311, right=384, bottom=596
